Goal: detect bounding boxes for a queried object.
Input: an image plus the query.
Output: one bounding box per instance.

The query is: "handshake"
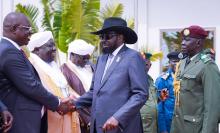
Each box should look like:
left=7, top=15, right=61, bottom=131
left=56, top=97, right=77, bottom=115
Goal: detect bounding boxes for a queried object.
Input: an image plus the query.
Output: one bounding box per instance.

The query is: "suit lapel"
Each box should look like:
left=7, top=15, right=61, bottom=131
left=99, top=46, right=128, bottom=89
left=96, top=54, right=108, bottom=86
left=2, top=38, right=40, bottom=79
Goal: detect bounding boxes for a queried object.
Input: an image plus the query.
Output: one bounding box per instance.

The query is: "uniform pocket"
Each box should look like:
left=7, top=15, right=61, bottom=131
left=182, top=74, right=197, bottom=91
left=183, top=115, right=203, bottom=132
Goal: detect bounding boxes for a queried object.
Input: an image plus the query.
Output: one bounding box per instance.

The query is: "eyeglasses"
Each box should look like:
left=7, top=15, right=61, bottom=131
left=99, top=33, right=118, bottom=40
left=17, top=25, right=33, bottom=32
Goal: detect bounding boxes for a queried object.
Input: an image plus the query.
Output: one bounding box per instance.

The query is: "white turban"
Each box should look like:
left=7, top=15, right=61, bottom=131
left=28, top=31, right=53, bottom=51
left=68, top=39, right=95, bottom=57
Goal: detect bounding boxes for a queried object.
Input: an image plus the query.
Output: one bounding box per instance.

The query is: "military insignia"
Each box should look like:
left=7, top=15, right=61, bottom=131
left=201, top=54, right=207, bottom=59
left=183, top=29, right=190, bottom=36
left=200, top=53, right=211, bottom=63
left=178, top=53, right=183, bottom=59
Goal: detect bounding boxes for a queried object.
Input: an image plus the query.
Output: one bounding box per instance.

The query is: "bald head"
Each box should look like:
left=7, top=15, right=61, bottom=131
left=3, top=12, right=29, bottom=32
left=3, top=12, right=32, bottom=46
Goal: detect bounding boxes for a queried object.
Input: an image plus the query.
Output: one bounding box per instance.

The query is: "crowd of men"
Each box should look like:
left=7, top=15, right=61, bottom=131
left=0, top=12, right=220, bottom=133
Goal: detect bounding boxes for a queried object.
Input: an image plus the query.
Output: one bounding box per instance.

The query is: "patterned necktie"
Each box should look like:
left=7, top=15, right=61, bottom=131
left=20, top=49, right=28, bottom=58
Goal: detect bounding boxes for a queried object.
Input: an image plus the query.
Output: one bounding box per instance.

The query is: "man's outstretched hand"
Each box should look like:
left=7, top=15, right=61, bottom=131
left=1, top=110, right=13, bottom=133
left=56, top=98, right=76, bottom=115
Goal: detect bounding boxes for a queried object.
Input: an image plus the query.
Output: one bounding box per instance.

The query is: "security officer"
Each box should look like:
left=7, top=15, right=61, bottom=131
left=155, top=51, right=180, bottom=133
left=171, top=25, right=220, bottom=133
left=140, top=52, right=158, bottom=133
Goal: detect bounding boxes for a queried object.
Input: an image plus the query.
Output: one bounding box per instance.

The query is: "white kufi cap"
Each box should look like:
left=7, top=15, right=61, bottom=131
left=28, top=31, right=53, bottom=51
left=68, top=39, right=95, bottom=56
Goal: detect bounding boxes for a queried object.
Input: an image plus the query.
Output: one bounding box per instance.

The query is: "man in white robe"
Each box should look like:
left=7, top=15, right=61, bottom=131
left=27, top=31, right=80, bottom=133
left=60, top=39, right=95, bottom=133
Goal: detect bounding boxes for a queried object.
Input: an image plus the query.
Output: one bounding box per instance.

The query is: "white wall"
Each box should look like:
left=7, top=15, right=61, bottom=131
left=100, top=0, right=138, bottom=50
left=1, top=0, right=220, bottom=80
left=0, top=0, right=43, bottom=36
left=146, top=0, right=220, bottom=79
left=102, top=0, right=220, bottom=80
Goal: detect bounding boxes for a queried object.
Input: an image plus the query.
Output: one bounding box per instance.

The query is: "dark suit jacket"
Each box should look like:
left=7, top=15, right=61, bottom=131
left=0, top=101, right=7, bottom=112
left=0, top=38, right=59, bottom=133
left=76, top=46, right=149, bottom=133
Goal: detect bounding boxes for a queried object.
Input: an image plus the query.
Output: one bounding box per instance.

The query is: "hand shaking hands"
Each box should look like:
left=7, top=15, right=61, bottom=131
left=56, top=97, right=76, bottom=115
left=0, top=110, right=13, bottom=133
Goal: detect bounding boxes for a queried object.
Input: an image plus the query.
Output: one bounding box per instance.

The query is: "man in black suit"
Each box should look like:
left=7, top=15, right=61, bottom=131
left=0, top=12, right=72, bottom=133
left=0, top=100, right=13, bottom=133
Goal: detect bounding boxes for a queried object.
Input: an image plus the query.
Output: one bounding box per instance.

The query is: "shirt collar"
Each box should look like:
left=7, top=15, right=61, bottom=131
left=190, top=53, right=199, bottom=61
left=112, top=44, right=124, bottom=56
left=2, top=37, right=21, bottom=50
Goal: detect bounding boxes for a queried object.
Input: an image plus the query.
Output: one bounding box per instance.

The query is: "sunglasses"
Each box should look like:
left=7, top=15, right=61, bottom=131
left=99, top=33, right=118, bottom=40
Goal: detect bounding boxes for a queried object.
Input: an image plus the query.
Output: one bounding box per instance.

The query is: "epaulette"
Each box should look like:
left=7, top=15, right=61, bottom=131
left=200, top=53, right=211, bottom=64
left=161, top=72, right=169, bottom=80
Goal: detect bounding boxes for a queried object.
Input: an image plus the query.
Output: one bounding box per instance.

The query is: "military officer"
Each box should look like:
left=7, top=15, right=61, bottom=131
left=155, top=51, right=180, bottom=133
left=140, top=52, right=158, bottom=133
left=171, top=25, right=220, bottom=133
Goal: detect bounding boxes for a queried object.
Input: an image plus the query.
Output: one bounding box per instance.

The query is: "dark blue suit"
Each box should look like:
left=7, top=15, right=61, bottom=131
left=0, top=38, right=59, bottom=133
left=0, top=101, right=7, bottom=112
left=76, top=46, right=148, bottom=133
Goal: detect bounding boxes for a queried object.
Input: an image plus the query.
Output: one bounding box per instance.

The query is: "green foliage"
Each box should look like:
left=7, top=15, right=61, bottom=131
left=162, top=32, right=182, bottom=52
left=15, top=4, right=39, bottom=33
left=100, top=3, right=123, bottom=20
left=127, top=18, right=134, bottom=29
left=41, top=0, right=53, bottom=32
left=15, top=1, right=134, bottom=54
left=57, top=0, right=100, bottom=52
left=99, top=3, right=134, bottom=29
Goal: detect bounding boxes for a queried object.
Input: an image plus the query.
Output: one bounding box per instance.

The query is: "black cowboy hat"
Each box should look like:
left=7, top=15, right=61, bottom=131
left=91, top=17, right=138, bottom=44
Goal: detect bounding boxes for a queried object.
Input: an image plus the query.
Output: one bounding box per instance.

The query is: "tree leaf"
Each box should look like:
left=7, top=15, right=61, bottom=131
left=15, top=4, right=39, bottom=33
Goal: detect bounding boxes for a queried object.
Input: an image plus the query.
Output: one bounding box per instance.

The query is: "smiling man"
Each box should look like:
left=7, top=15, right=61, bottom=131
left=28, top=31, right=80, bottom=133
left=171, top=25, right=220, bottom=133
